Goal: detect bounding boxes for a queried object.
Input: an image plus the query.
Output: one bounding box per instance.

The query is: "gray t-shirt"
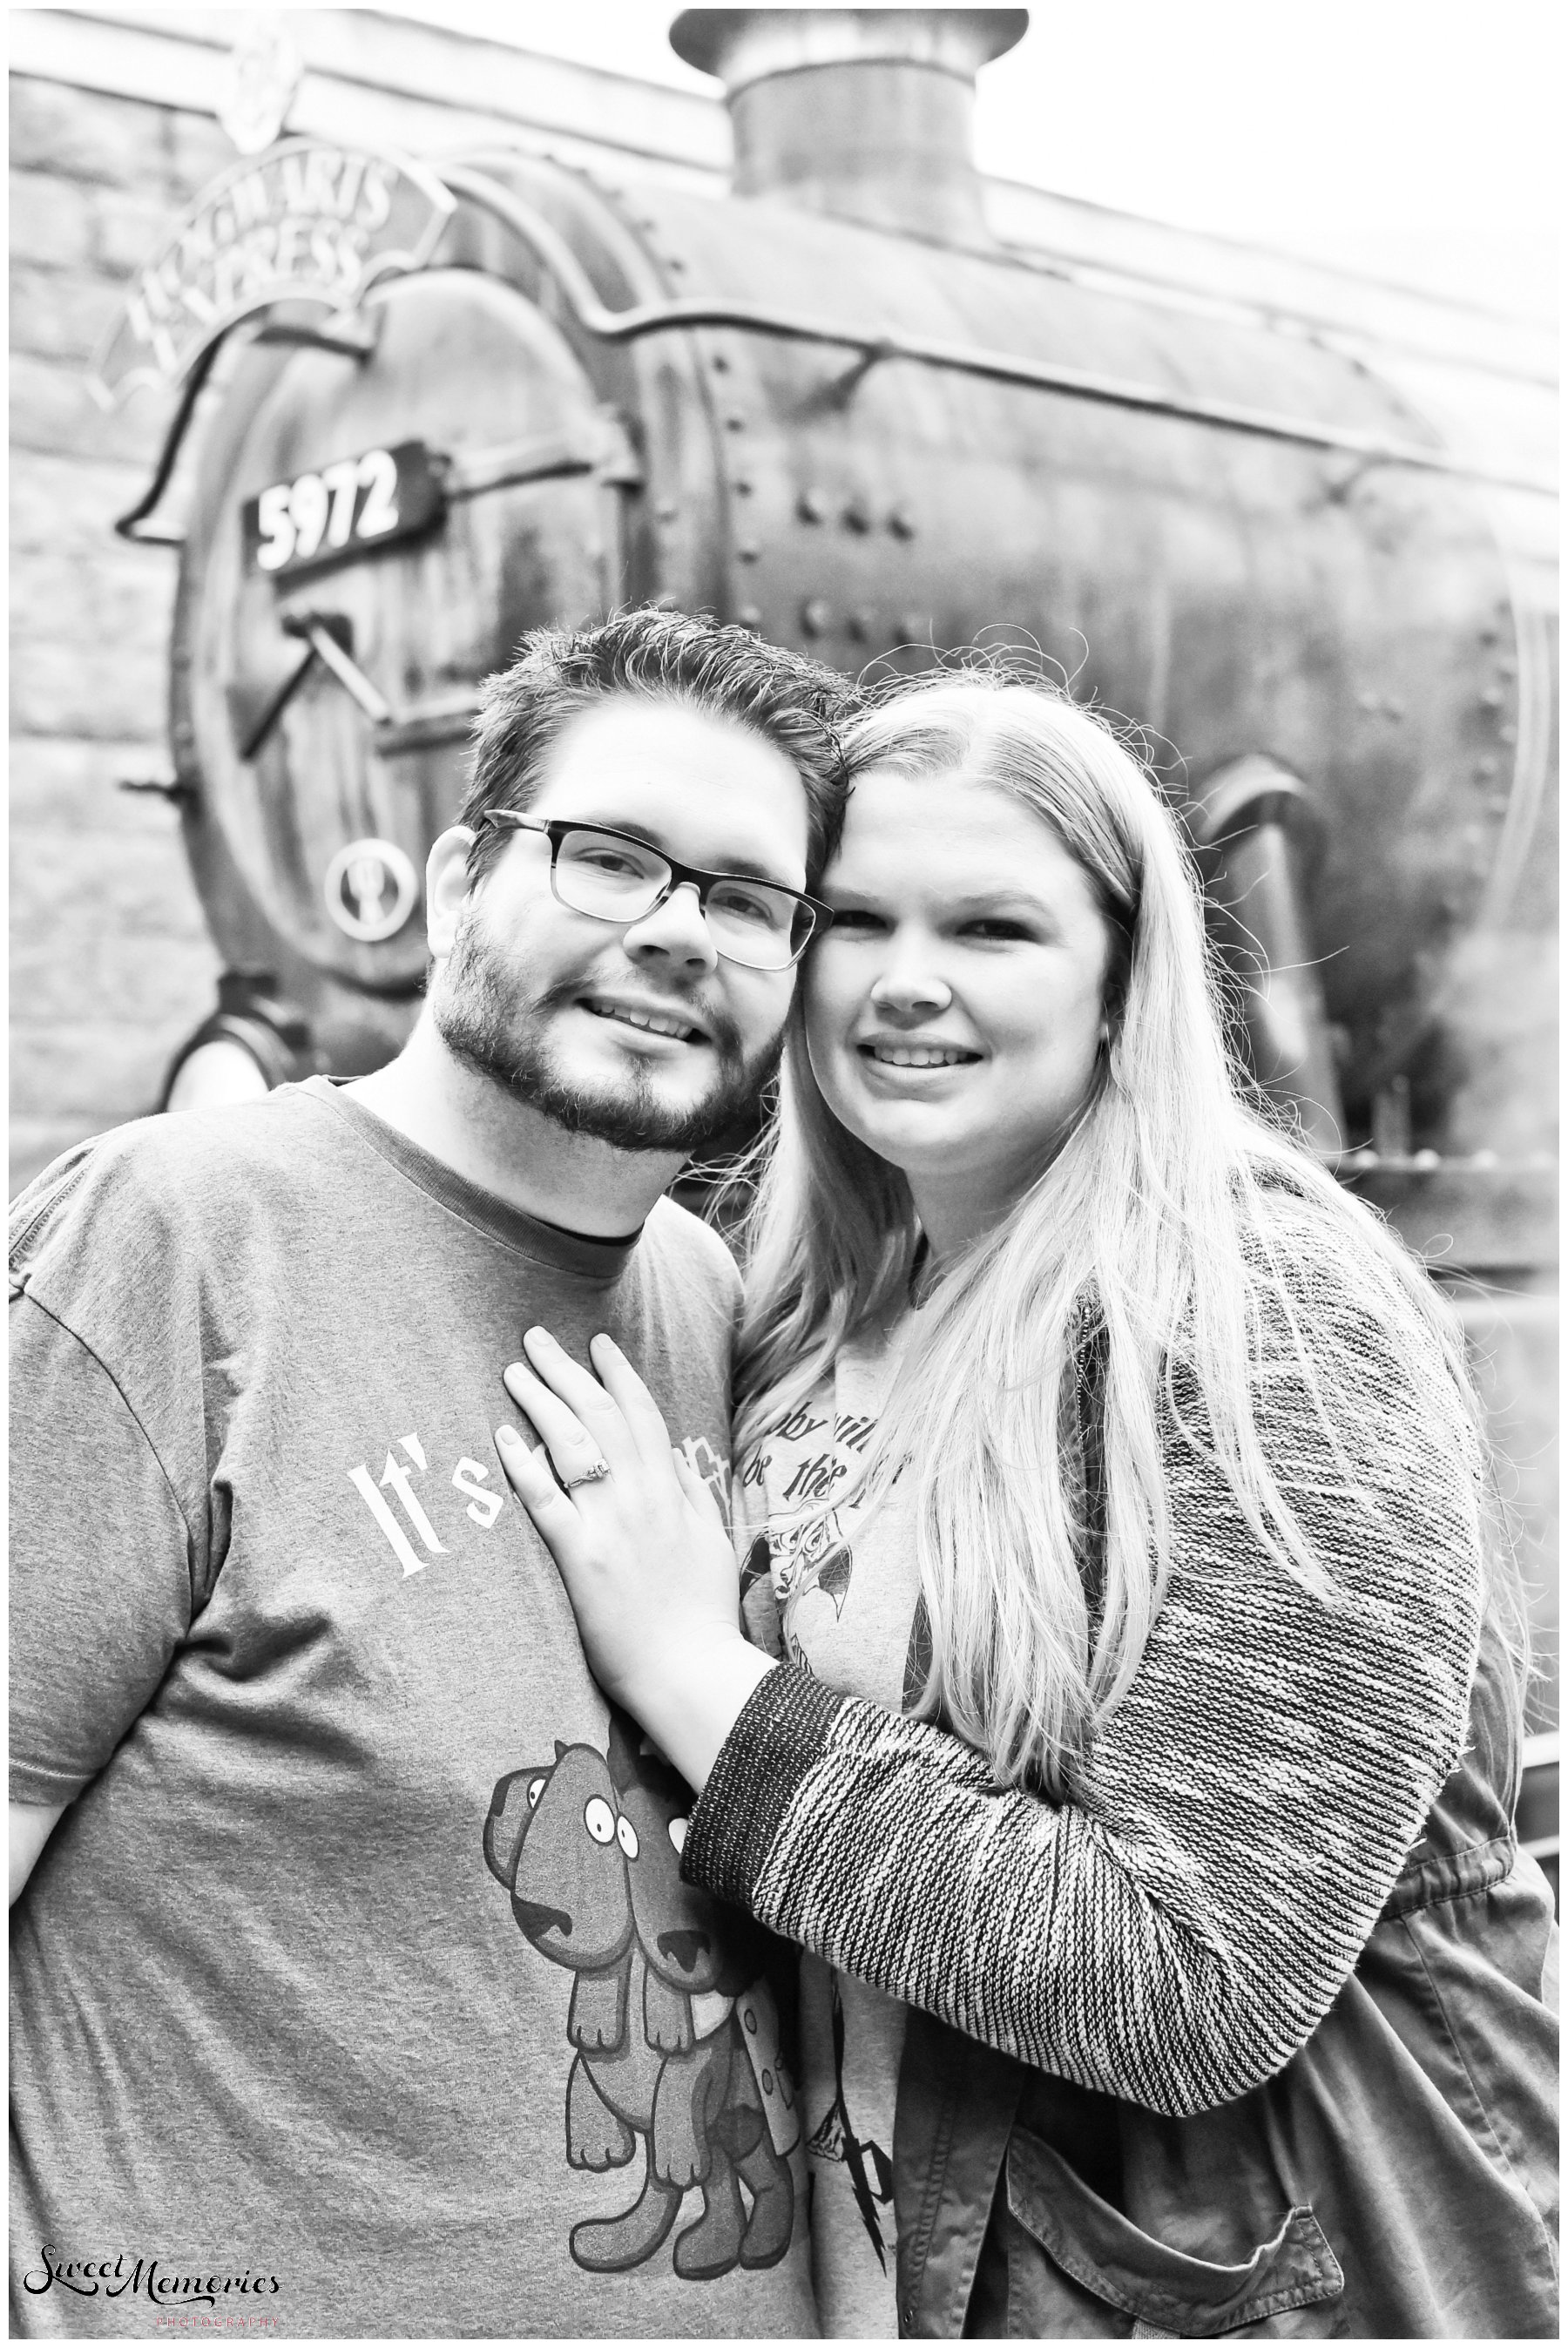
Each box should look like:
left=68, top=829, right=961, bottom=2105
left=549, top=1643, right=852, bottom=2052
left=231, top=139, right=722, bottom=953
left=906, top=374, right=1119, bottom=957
left=9, top=1080, right=815, bottom=2339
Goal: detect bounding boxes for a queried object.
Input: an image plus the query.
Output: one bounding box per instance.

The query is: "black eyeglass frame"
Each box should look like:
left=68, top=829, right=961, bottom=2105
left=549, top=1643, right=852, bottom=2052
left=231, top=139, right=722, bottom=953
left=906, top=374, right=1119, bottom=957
left=474, top=810, right=834, bottom=969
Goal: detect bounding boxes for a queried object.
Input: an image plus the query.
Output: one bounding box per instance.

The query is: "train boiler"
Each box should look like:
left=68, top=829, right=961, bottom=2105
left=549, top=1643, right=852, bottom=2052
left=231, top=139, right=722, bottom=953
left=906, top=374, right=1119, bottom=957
left=95, top=10, right=1556, bottom=1788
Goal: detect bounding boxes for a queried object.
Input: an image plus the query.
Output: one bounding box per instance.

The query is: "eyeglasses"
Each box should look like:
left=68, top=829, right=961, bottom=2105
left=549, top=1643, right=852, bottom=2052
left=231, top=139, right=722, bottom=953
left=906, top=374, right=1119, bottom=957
left=475, top=812, right=833, bottom=971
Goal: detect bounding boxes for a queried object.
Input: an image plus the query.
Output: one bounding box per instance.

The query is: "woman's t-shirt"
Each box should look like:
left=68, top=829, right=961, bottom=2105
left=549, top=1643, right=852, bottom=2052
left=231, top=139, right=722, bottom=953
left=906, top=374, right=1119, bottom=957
left=735, top=1314, right=924, bottom=2340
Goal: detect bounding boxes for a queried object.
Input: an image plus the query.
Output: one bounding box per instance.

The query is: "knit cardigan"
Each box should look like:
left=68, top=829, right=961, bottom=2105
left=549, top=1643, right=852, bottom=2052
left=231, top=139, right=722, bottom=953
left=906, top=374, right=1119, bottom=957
left=686, top=1203, right=1487, bottom=2119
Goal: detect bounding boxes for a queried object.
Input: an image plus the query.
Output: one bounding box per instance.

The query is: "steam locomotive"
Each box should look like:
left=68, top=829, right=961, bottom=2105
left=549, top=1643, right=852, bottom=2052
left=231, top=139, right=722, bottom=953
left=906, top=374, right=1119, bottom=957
left=97, top=8, right=1557, bottom=1837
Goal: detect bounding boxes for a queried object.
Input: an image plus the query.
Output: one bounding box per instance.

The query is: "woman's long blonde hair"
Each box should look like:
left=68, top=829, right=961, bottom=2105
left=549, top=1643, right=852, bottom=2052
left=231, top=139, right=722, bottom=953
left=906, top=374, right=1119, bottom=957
left=733, top=672, right=1502, bottom=1797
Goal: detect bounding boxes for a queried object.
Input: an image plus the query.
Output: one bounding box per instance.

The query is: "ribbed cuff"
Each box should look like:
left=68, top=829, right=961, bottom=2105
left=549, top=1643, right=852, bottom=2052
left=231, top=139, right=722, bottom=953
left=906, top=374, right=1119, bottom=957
left=683, top=1666, right=846, bottom=1908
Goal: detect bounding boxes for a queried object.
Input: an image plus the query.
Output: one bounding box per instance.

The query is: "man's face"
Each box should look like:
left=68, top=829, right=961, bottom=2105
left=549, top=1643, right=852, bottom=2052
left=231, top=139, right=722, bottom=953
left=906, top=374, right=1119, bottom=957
left=429, top=694, right=813, bottom=1153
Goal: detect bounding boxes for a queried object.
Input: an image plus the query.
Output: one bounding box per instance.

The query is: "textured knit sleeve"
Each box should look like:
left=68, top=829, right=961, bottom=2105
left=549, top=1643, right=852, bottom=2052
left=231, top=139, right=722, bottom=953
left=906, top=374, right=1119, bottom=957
left=684, top=1225, right=1485, bottom=2116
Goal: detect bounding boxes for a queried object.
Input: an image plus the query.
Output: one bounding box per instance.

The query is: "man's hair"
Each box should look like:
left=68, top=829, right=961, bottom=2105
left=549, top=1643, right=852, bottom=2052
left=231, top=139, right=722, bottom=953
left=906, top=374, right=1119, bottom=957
left=461, top=606, right=855, bottom=887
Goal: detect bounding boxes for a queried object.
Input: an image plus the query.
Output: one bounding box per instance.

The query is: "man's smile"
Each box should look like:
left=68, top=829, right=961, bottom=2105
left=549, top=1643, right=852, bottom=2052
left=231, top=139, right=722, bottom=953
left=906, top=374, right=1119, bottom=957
left=578, top=992, right=710, bottom=1045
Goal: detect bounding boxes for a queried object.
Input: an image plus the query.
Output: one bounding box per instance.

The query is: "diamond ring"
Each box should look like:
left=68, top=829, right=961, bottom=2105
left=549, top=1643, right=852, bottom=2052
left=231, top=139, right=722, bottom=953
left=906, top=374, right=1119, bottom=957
left=562, top=1458, right=612, bottom=1490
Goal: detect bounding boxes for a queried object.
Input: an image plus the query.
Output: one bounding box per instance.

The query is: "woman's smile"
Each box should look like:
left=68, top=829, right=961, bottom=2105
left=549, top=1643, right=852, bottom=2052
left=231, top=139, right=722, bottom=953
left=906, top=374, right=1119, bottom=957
left=857, top=1032, right=983, bottom=1074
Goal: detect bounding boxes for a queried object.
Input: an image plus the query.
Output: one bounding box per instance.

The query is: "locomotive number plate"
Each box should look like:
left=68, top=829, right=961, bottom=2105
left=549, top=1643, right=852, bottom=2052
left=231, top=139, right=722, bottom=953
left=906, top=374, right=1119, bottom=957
left=243, top=441, right=445, bottom=579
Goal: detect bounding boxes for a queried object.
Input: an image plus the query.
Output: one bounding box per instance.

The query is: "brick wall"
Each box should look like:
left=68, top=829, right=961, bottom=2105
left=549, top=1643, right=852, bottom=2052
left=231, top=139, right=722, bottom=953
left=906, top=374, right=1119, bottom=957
left=10, top=74, right=243, bottom=1194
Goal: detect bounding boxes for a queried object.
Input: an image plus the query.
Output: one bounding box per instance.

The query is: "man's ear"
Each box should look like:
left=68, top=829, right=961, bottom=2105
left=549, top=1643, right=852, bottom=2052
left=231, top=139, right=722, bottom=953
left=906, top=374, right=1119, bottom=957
left=425, top=826, right=477, bottom=960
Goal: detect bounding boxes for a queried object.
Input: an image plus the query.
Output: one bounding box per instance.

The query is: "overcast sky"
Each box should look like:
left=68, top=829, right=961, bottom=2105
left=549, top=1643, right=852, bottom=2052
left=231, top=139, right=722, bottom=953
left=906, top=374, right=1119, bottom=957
left=377, top=0, right=1557, bottom=317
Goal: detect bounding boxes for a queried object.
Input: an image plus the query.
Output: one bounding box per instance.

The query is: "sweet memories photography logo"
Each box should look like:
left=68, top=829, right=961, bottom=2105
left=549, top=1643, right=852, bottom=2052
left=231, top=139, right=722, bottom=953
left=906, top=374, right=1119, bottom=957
left=22, top=2244, right=282, bottom=2311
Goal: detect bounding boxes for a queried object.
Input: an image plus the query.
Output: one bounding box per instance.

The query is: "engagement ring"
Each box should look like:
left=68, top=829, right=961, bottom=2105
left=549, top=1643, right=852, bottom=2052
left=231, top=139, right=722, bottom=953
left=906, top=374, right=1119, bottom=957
left=562, top=1458, right=612, bottom=1489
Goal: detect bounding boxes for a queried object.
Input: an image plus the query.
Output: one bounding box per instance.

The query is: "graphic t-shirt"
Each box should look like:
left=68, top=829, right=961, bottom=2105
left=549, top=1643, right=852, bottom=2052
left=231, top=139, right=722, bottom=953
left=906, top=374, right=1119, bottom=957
left=9, top=1081, right=815, bottom=2340
left=734, top=1314, right=922, bottom=2340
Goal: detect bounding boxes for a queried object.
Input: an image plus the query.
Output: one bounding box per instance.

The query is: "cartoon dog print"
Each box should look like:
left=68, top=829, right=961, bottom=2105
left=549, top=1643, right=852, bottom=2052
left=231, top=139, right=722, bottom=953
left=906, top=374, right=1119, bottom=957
left=483, top=1713, right=798, bottom=2279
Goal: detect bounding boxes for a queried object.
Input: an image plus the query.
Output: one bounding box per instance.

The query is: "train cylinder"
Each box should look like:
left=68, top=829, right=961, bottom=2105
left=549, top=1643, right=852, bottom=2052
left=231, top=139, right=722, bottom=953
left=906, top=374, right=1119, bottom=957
left=148, top=8, right=1550, bottom=1189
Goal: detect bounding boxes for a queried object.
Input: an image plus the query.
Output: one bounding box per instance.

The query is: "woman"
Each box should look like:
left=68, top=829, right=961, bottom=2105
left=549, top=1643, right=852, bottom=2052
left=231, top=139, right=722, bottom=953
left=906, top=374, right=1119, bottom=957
left=495, top=676, right=1558, bottom=2338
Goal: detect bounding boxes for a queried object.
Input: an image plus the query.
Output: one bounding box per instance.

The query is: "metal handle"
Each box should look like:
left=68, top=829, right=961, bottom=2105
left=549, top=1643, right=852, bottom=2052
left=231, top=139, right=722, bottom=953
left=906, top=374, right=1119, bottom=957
left=240, top=614, right=391, bottom=761
left=284, top=613, right=393, bottom=725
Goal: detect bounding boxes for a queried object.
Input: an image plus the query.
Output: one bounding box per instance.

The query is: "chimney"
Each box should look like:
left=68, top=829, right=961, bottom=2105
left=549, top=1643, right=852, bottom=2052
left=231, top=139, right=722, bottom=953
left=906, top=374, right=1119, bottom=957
left=669, top=8, right=1028, bottom=246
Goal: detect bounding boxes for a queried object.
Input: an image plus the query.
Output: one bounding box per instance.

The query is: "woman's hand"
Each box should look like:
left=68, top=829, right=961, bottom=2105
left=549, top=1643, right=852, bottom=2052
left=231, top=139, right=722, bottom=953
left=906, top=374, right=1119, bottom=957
left=495, top=1327, right=775, bottom=1792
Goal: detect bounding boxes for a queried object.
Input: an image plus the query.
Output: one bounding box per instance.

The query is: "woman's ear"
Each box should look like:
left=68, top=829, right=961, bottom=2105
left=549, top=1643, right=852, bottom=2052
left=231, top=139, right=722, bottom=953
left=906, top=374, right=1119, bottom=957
left=425, top=826, right=477, bottom=960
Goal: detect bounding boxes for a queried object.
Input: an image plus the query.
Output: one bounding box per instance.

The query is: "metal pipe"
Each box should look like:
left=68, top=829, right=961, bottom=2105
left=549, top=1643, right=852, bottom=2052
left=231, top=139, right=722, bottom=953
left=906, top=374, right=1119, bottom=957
left=437, top=167, right=1558, bottom=497
left=670, top=10, right=1028, bottom=246
left=1187, top=756, right=1346, bottom=1156
left=994, top=233, right=1558, bottom=394
left=112, top=168, right=1558, bottom=550
left=111, top=165, right=1558, bottom=549
left=112, top=331, right=226, bottom=544
left=112, top=307, right=372, bottom=546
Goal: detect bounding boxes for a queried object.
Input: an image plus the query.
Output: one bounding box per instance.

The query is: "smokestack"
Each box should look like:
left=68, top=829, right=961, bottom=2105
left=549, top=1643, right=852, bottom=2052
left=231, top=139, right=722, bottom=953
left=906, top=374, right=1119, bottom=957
left=669, top=8, right=1028, bottom=246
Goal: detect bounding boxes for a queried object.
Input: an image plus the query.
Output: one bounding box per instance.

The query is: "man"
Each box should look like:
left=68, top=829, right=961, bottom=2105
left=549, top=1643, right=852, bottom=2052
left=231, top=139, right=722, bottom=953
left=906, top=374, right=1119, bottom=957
left=10, top=608, right=850, bottom=2338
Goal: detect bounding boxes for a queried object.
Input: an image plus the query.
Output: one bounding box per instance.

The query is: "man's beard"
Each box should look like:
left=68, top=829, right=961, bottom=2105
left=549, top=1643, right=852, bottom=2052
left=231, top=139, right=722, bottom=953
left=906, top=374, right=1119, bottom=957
left=431, top=912, right=782, bottom=1154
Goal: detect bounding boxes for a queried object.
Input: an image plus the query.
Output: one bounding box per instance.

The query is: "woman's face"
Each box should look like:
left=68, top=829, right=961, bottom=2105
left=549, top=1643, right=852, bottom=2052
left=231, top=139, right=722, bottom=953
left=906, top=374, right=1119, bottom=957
left=805, top=763, right=1115, bottom=1252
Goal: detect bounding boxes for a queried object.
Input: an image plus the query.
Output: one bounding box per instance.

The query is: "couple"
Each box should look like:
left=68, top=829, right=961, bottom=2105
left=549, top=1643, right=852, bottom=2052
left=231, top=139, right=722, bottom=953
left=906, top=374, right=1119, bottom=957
left=10, top=607, right=1555, bottom=2338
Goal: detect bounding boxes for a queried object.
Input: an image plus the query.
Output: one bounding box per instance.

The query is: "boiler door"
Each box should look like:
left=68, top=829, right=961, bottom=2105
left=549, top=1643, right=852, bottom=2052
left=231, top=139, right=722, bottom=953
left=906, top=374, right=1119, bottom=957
left=179, top=267, right=623, bottom=996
